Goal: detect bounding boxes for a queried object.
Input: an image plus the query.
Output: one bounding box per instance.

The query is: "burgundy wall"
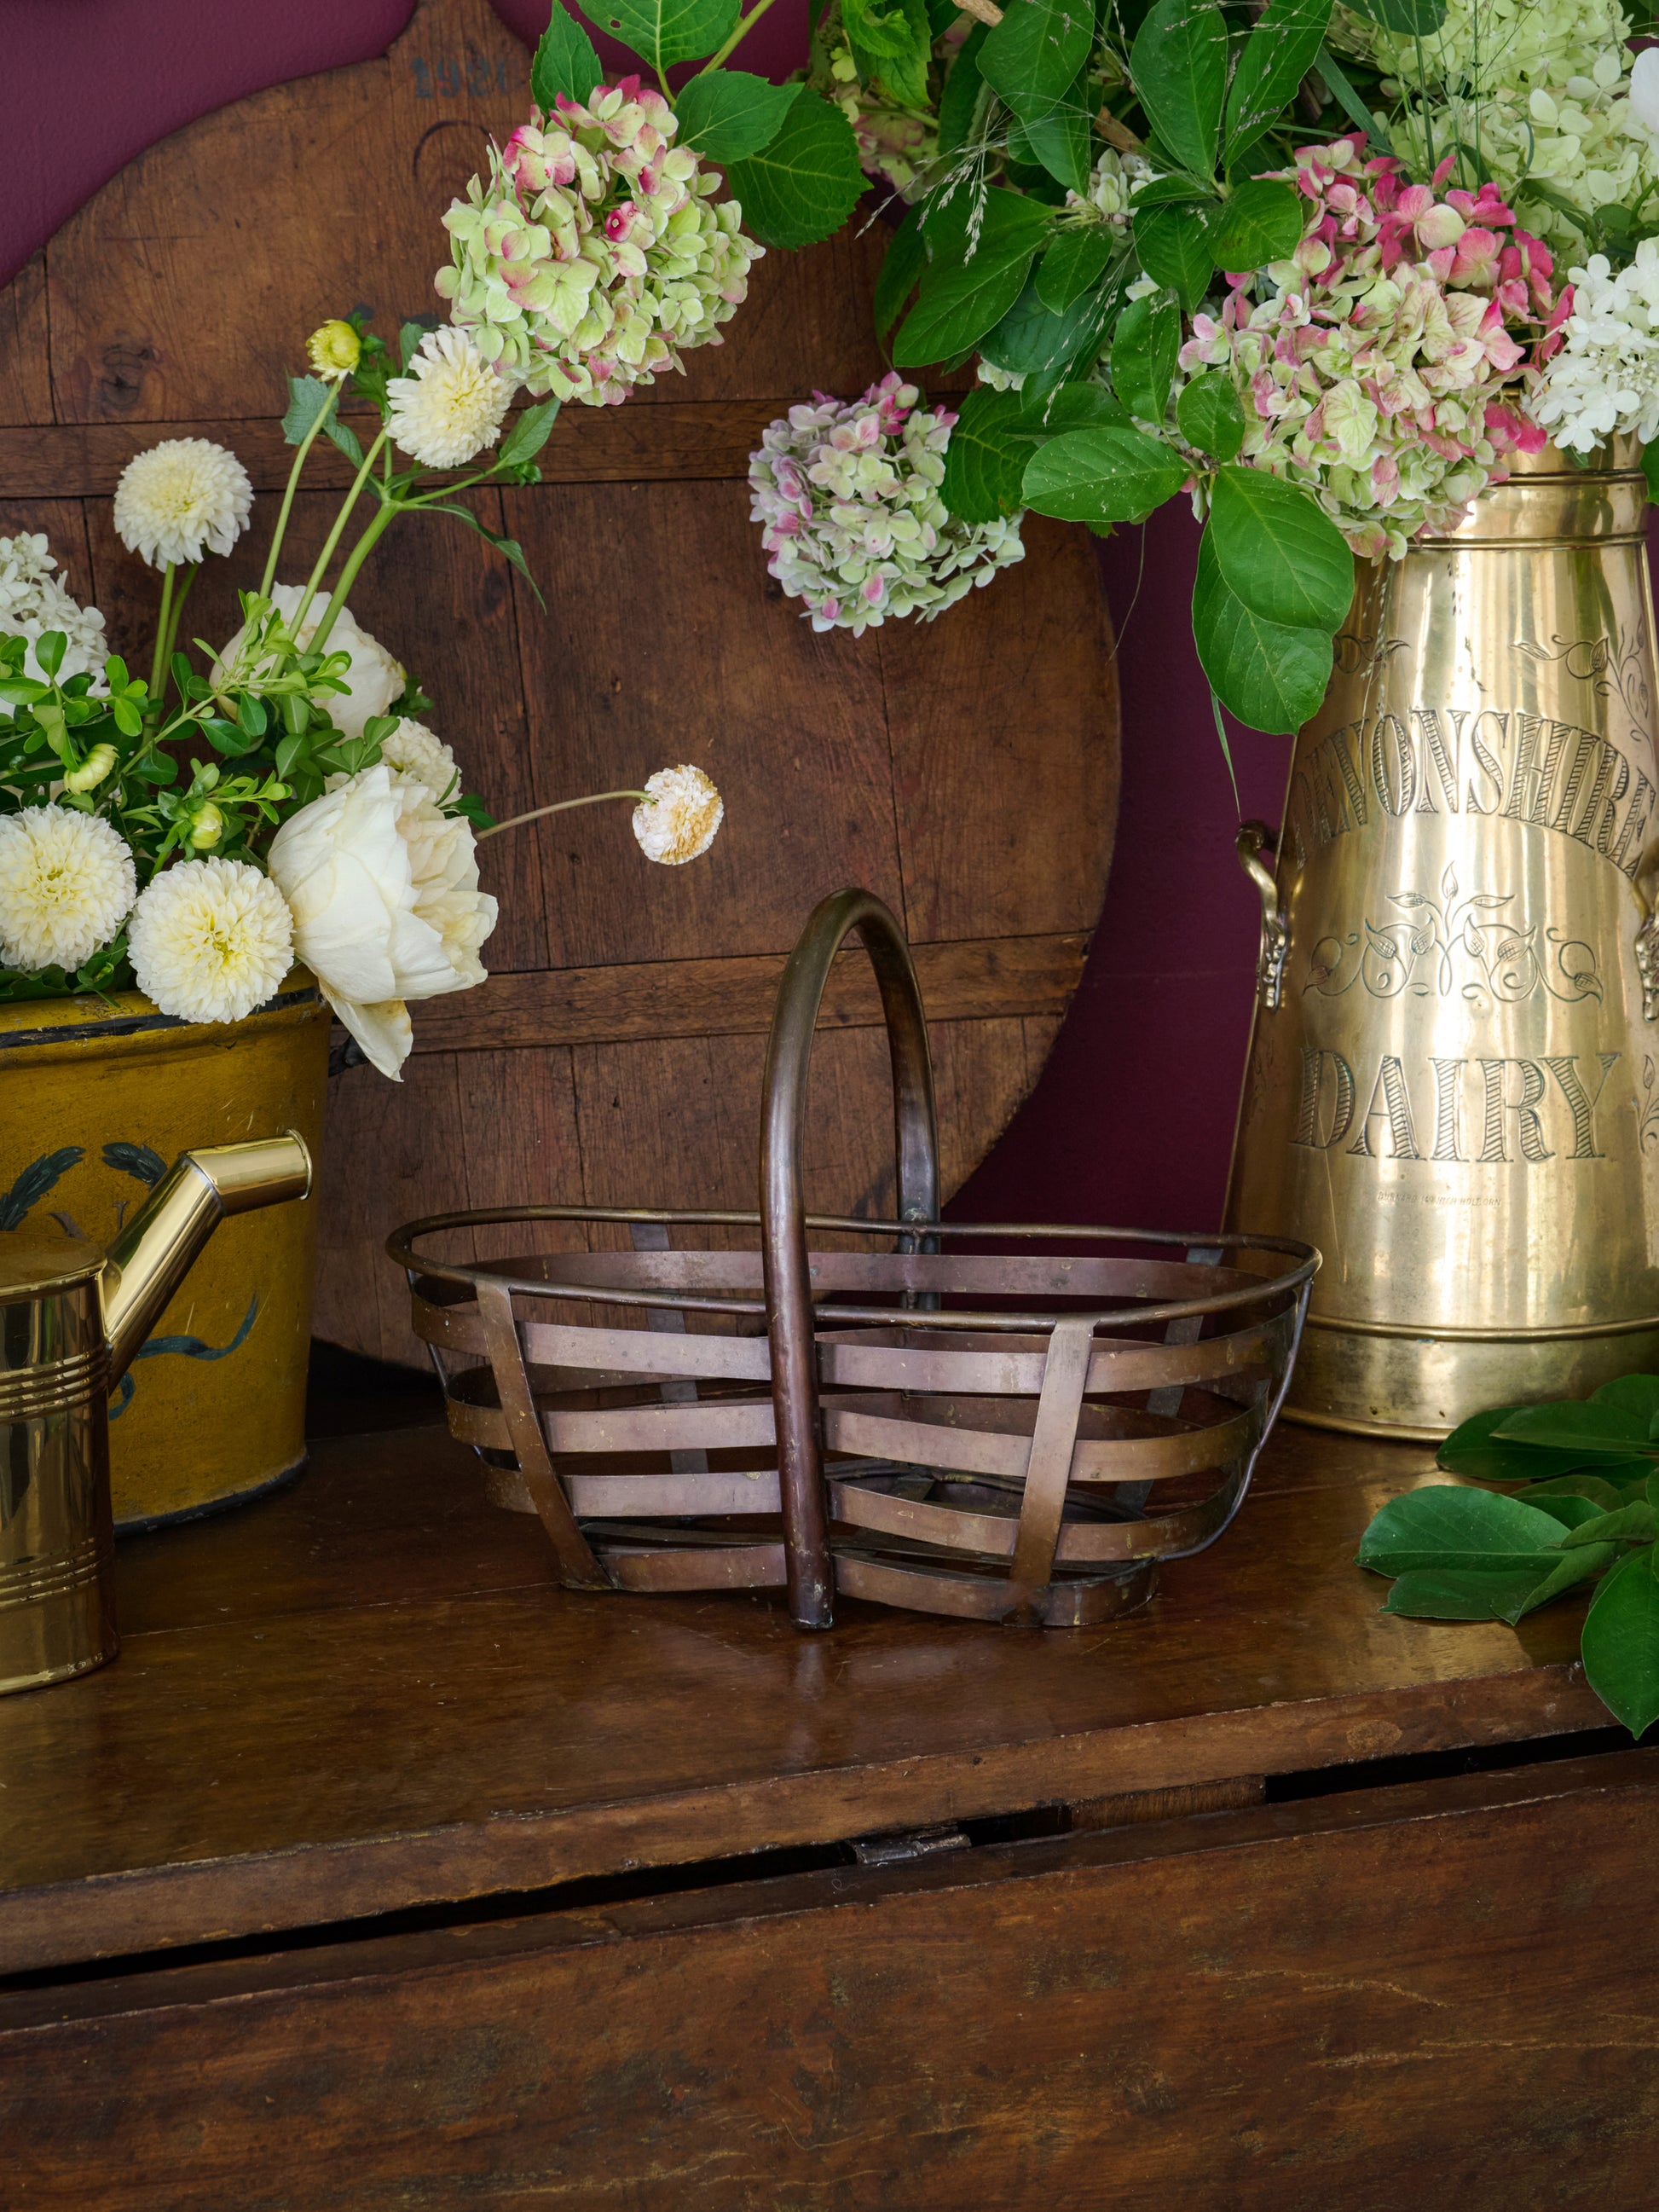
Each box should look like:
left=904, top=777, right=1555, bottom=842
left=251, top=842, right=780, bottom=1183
left=3, top=0, right=1273, bottom=1236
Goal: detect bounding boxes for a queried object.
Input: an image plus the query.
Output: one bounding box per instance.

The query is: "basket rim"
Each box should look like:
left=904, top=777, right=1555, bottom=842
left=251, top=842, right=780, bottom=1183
left=389, top=1206, right=1321, bottom=1335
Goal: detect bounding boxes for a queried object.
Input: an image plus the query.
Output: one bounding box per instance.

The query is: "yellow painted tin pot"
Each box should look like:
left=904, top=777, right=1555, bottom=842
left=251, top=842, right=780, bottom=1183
left=0, top=976, right=329, bottom=1526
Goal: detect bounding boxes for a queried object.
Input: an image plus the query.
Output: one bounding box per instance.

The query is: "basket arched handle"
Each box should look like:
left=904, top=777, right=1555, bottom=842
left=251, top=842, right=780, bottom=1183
left=760, top=887, right=940, bottom=1630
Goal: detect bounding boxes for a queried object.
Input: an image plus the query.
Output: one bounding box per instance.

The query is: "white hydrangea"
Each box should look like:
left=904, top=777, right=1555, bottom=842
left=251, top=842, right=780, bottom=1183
left=1534, top=240, right=1659, bottom=448
left=385, top=327, right=512, bottom=471
left=0, top=806, right=136, bottom=973
left=1066, top=145, right=1154, bottom=227
left=113, top=438, right=253, bottom=570
left=632, top=765, right=723, bottom=865
left=0, top=535, right=107, bottom=697
left=127, top=858, right=294, bottom=1024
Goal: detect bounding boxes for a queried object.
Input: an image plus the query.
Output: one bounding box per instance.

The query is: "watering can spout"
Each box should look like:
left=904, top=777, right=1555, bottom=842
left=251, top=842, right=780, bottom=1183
left=101, top=1134, right=313, bottom=1384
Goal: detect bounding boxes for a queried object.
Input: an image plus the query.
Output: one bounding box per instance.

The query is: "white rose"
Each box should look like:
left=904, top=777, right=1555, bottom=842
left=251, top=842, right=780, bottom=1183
left=267, top=762, right=496, bottom=1080
left=214, top=583, right=403, bottom=741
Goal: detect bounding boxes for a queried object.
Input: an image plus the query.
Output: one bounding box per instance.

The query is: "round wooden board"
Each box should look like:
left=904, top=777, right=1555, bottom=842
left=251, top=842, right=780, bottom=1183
left=0, top=0, right=1119, bottom=1367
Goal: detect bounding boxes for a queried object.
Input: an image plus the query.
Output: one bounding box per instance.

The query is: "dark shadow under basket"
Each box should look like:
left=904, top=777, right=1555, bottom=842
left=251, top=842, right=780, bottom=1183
left=390, top=889, right=1318, bottom=1630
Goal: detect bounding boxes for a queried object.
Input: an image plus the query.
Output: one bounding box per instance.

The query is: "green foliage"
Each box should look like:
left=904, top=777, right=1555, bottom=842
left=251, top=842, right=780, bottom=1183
left=1207, top=464, right=1355, bottom=629
left=726, top=90, right=865, bottom=251
left=1206, top=179, right=1305, bottom=269
left=1128, top=0, right=1228, bottom=177
left=894, top=189, right=1055, bottom=365
left=1582, top=1550, right=1659, bottom=1735
left=1132, top=203, right=1213, bottom=310
left=531, top=3, right=603, bottom=107
left=495, top=397, right=562, bottom=471
left=980, top=0, right=1096, bottom=125
left=979, top=269, right=1117, bottom=385
left=1109, top=290, right=1180, bottom=424
left=1222, top=0, right=1332, bottom=169
left=1022, top=423, right=1190, bottom=523
left=1491, top=1398, right=1659, bottom=1460
left=876, top=208, right=928, bottom=338
left=1014, top=78, right=1093, bottom=195
left=1190, top=531, right=1332, bottom=732
left=1175, top=370, right=1245, bottom=461
left=1037, top=228, right=1115, bottom=313
left=935, top=22, right=990, bottom=156
left=674, top=71, right=800, bottom=161
left=845, top=0, right=933, bottom=107
left=599, top=0, right=739, bottom=72
left=942, top=381, right=1126, bottom=520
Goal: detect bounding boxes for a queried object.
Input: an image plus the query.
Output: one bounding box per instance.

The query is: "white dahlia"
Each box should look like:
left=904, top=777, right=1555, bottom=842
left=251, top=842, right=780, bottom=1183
left=385, top=327, right=512, bottom=470
left=0, top=806, right=136, bottom=973
left=127, top=858, right=294, bottom=1024
left=632, top=764, right=724, bottom=865
left=113, top=439, right=253, bottom=570
left=213, top=584, right=404, bottom=744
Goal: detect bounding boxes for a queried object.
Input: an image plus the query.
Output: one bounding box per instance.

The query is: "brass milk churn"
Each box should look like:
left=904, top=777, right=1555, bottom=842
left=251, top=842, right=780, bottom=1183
left=1226, top=440, right=1659, bottom=1437
left=0, top=1134, right=311, bottom=1693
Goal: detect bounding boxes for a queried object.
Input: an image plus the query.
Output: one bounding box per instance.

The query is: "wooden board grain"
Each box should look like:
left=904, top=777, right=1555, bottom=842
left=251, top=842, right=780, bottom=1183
left=0, top=0, right=1120, bottom=1365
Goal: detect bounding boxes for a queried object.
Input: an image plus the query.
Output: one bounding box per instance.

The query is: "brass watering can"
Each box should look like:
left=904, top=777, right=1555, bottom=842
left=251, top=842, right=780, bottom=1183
left=0, top=1134, right=311, bottom=1694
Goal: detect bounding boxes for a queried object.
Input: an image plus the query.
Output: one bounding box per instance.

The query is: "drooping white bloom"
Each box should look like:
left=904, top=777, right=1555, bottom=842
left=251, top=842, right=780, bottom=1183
left=372, top=716, right=460, bottom=800
left=632, top=765, right=724, bottom=865
left=1633, top=46, right=1659, bottom=134
left=127, top=858, right=294, bottom=1024
left=0, top=534, right=107, bottom=698
left=385, top=327, right=512, bottom=470
left=213, top=584, right=404, bottom=743
left=113, top=439, right=253, bottom=569
left=267, top=761, right=496, bottom=1080
left=0, top=806, right=136, bottom=973
left=1535, top=242, right=1659, bottom=449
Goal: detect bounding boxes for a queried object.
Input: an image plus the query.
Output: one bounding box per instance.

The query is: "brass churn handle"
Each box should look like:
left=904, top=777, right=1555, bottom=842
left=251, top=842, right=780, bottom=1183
left=760, top=886, right=940, bottom=1630
left=1633, top=835, right=1659, bottom=1024
left=1236, top=820, right=1289, bottom=1011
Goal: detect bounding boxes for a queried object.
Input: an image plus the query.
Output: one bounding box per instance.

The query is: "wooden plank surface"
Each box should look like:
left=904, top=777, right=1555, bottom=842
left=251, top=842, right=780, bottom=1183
left=0, top=1418, right=1606, bottom=1977
left=4, top=1746, right=1655, bottom=2209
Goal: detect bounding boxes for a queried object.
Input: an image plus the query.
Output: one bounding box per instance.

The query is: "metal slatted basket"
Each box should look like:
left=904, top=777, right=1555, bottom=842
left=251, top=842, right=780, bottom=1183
left=390, top=889, right=1318, bottom=1630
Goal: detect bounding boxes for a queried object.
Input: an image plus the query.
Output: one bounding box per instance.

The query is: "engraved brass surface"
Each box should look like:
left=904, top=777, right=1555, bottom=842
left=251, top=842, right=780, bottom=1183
left=1225, top=440, right=1659, bottom=1435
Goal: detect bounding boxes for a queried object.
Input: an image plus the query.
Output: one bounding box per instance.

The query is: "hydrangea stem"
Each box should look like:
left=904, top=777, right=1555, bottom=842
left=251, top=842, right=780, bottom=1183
left=260, top=384, right=341, bottom=601
left=699, top=0, right=781, bottom=73
left=477, top=789, right=648, bottom=839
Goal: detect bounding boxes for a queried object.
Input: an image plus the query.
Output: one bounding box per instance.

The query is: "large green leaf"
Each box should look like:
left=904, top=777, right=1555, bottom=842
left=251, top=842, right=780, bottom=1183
left=980, top=0, right=1096, bottom=123
left=1356, top=1482, right=1569, bottom=1578
left=1582, top=1548, right=1659, bottom=1735
left=1129, top=0, right=1228, bottom=177
left=1037, top=228, right=1116, bottom=312
left=1528, top=1474, right=1643, bottom=1511
left=1208, top=464, right=1355, bottom=629
left=1493, top=1400, right=1659, bottom=1459
left=894, top=189, right=1055, bottom=365
left=936, top=22, right=990, bottom=156
left=1022, top=423, right=1188, bottom=524
left=1222, top=0, right=1332, bottom=168
left=943, top=380, right=1127, bottom=521
left=980, top=269, right=1115, bottom=381
left=726, top=90, right=864, bottom=250
left=281, top=375, right=335, bottom=447
left=1207, top=179, right=1306, bottom=269
left=532, top=3, right=603, bottom=107
left=1563, top=1502, right=1658, bottom=1548
left=599, top=0, right=738, bottom=71
left=1192, top=531, right=1332, bottom=733
left=1110, top=289, right=1180, bottom=424
left=1175, top=370, right=1245, bottom=462
left=847, top=0, right=933, bottom=107
left=673, top=71, right=799, bottom=161
left=1382, top=1568, right=1566, bottom=1622
left=875, top=207, right=927, bottom=339
left=1017, top=77, right=1092, bottom=195
left=1133, top=204, right=1213, bottom=310
left=1436, top=1405, right=1597, bottom=1484
left=1593, top=1374, right=1659, bottom=1423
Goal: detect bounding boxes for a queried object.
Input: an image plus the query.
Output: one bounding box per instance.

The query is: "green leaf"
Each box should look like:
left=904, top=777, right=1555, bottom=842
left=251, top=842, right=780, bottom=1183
left=236, top=693, right=269, bottom=738
left=942, top=387, right=1033, bottom=521
left=1509, top=1543, right=1618, bottom=1617
left=980, top=268, right=1114, bottom=380
left=1192, top=530, right=1332, bottom=733
left=32, top=631, right=65, bottom=680
left=422, top=502, right=546, bottom=611
left=1527, top=1474, right=1639, bottom=1509
left=1037, top=228, right=1114, bottom=312
left=1129, top=175, right=1218, bottom=210
left=1436, top=1404, right=1600, bottom=1483
left=111, top=698, right=142, bottom=738
left=1492, top=1400, right=1659, bottom=1459
left=980, top=0, right=1095, bottom=122
left=1015, top=76, right=1092, bottom=196
left=1209, top=463, right=1355, bottom=630
left=531, top=3, right=603, bottom=108
left=1522, top=1492, right=1610, bottom=1531
left=1562, top=1502, right=1658, bottom=1548
left=1315, top=41, right=1379, bottom=138
left=1175, top=370, right=1245, bottom=461
left=281, top=375, right=334, bottom=448
left=1133, top=203, right=1213, bottom=310
left=1022, top=423, right=1188, bottom=524
left=1383, top=1567, right=1563, bottom=1621
left=1110, top=289, right=1180, bottom=424
left=848, top=0, right=932, bottom=107
left=876, top=208, right=928, bottom=339
left=673, top=71, right=799, bottom=162
left=936, top=22, right=990, bottom=157
left=598, top=0, right=739, bottom=71
left=1356, top=1482, right=1569, bottom=1578
left=324, top=414, right=365, bottom=467
left=1644, top=441, right=1659, bottom=508
left=726, top=90, right=865, bottom=252
left=1128, top=0, right=1228, bottom=177
left=496, top=397, right=562, bottom=469
left=1582, top=1548, right=1659, bottom=1735
left=894, top=188, right=1055, bottom=366
left=1206, top=178, right=1306, bottom=269
left=1222, top=0, right=1332, bottom=169
left=1592, top=1373, right=1659, bottom=1422
left=1342, top=0, right=1445, bottom=31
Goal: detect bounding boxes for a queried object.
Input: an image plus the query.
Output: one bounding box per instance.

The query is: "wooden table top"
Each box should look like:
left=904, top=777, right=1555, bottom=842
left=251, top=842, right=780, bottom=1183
left=0, top=1415, right=1607, bottom=1977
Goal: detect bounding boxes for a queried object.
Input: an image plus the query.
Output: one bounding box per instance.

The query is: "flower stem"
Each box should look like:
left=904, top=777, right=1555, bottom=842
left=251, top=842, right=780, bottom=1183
left=699, top=0, right=781, bottom=74
left=156, top=565, right=197, bottom=698
left=477, top=789, right=649, bottom=840
left=291, top=427, right=391, bottom=642
left=149, top=564, right=176, bottom=702
left=308, top=500, right=400, bottom=654
left=260, top=385, right=341, bottom=600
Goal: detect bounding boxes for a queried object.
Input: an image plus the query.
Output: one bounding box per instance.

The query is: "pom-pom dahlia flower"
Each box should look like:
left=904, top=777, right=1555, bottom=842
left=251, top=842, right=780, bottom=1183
left=127, top=858, right=293, bottom=1024
left=749, top=373, right=1025, bottom=634
left=1176, top=137, right=1558, bottom=559
left=436, top=78, right=764, bottom=408
left=632, top=764, right=723, bottom=864
left=386, top=327, right=512, bottom=469
left=113, top=438, right=253, bottom=570
left=0, top=806, right=136, bottom=974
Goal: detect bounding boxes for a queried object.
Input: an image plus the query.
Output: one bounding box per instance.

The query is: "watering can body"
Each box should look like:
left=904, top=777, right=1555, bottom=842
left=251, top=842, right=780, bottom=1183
left=0, top=1136, right=310, bottom=1694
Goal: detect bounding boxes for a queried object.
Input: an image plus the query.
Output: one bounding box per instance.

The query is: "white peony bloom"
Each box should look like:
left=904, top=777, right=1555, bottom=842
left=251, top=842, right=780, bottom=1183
left=267, top=761, right=496, bottom=1080
left=127, top=858, right=294, bottom=1024
left=385, top=327, right=512, bottom=470
left=631, top=764, right=724, bottom=865
left=0, top=806, right=136, bottom=972
left=369, top=716, right=460, bottom=800
left=113, top=438, right=253, bottom=570
left=1535, top=240, right=1659, bottom=449
left=1633, top=47, right=1659, bottom=134
left=213, top=583, right=404, bottom=743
